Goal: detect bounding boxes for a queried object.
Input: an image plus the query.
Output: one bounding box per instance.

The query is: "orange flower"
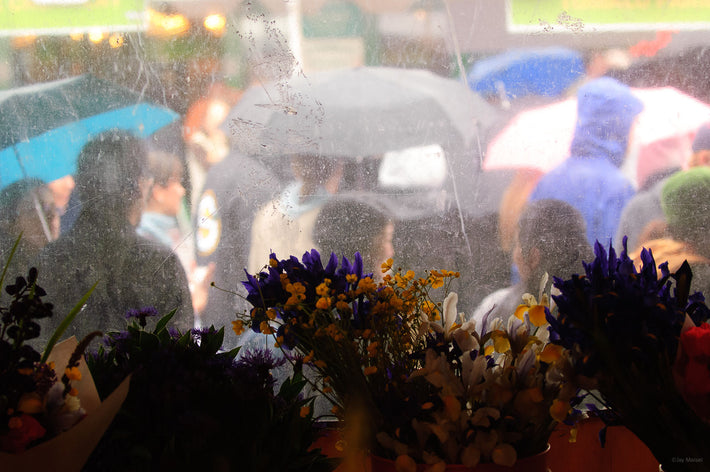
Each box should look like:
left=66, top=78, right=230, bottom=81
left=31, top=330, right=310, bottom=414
left=65, top=366, right=82, bottom=381
left=550, top=399, right=571, bottom=422
left=232, top=319, right=245, bottom=336
left=259, top=321, right=275, bottom=335
left=316, top=297, right=331, bottom=310
left=300, top=405, right=310, bottom=418
left=539, top=344, right=564, bottom=363
left=17, top=393, right=43, bottom=414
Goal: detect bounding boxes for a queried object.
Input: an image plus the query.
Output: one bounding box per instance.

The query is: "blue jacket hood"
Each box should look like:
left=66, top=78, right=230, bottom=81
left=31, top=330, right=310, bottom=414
left=569, top=77, right=644, bottom=167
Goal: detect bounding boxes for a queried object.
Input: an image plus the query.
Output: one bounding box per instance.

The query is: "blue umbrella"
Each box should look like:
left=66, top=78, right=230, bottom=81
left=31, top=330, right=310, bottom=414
left=468, top=47, right=585, bottom=100
left=0, top=74, right=180, bottom=189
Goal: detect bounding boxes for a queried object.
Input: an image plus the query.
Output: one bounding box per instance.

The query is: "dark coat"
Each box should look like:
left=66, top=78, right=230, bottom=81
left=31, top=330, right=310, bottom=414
left=35, top=211, right=193, bottom=346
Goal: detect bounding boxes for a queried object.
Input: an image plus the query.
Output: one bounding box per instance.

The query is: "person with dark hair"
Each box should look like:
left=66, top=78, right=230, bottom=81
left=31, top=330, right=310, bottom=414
left=470, top=199, right=592, bottom=328
left=36, top=130, right=193, bottom=345
left=137, top=150, right=214, bottom=318
left=312, top=197, right=394, bottom=277
left=0, top=178, right=57, bottom=277
left=137, top=150, right=188, bottom=251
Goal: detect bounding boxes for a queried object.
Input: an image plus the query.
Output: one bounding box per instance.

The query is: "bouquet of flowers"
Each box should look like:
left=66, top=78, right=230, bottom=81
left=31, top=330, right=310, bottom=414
left=547, top=238, right=710, bottom=472
left=85, top=307, right=336, bottom=472
left=0, top=260, right=125, bottom=472
left=0, top=267, right=87, bottom=453
left=240, top=250, right=576, bottom=469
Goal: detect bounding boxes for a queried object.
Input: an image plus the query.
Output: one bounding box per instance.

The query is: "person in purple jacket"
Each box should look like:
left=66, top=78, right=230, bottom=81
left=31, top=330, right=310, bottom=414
left=528, top=76, right=643, bottom=247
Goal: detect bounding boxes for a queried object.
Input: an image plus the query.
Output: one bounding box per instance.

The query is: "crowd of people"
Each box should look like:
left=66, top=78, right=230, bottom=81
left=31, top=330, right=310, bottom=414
left=3, top=72, right=710, bottom=352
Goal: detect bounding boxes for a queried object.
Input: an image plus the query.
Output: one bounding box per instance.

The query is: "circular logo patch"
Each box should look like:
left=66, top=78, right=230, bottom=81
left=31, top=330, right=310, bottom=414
left=196, top=189, right=222, bottom=257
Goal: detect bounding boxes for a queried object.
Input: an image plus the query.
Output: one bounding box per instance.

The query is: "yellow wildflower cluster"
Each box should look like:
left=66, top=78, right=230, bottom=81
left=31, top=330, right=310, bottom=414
left=380, top=262, right=460, bottom=325
left=285, top=281, right=307, bottom=308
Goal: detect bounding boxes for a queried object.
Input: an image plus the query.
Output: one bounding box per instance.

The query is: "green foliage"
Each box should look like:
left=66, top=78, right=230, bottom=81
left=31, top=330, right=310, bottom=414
left=85, top=312, right=337, bottom=472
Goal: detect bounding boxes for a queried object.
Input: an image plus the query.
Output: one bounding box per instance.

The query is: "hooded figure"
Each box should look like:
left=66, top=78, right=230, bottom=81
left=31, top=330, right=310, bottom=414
left=529, top=77, right=643, bottom=246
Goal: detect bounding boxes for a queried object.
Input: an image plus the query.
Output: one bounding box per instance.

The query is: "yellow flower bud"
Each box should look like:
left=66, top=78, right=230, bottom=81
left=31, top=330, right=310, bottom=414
left=528, top=304, right=548, bottom=326
left=232, top=320, right=245, bottom=336
left=539, top=344, right=564, bottom=363
left=300, top=405, right=310, bottom=418
left=17, top=393, right=43, bottom=414
left=259, top=321, right=275, bottom=335
left=550, top=399, right=571, bottom=422
left=492, top=443, right=517, bottom=467
left=316, top=297, right=331, bottom=310
left=394, top=455, right=417, bottom=472
left=65, top=366, right=82, bottom=381
left=461, top=444, right=481, bottom=468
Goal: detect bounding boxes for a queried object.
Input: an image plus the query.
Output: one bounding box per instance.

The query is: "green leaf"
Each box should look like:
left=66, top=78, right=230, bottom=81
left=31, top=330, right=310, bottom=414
left=216, top=345, right=241, bottom=361
left=177, top=331, right=191, bottom=347
left=153, top=309, right=176, bottom=335
left=156, top=325, right=172, bottom=343
left=138, top=331, right=160, bottom=353
left=279, top=372, right=308, bottom=401
left=200, top=326, right=224, bottom=355
left=0, top=234, right=21, bottom=297
left=41, top=281, right=97, bottom=363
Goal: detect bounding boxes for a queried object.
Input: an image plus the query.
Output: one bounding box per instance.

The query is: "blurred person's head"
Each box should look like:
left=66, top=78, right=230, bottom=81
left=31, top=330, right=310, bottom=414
left=184, top=95, right=232, bottom=169
left=583, top=48, right=631, bottom=79
left=636, top=137, right=687, bottom=191
left=661, top=167, right=710, bottom=253
left=313, top=198, right=394, bottom=276
left=687, top=123, right=710, bottom=168
left=47, top=175, right=75, bottom=215
left=0, top=178, right=57, bottom=251
left=514, top=199, right=591, bottom=291
left=75, top=130, right=148, bottom=228
left=570, top=77, right=643, bottom=167
left=144, top=150, right=186, bottom=217
left=290, top=155, right=344, bottom=198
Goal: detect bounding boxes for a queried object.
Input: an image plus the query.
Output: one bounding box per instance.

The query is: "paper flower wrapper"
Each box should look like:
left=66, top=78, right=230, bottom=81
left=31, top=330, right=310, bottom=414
left=0, top=337, right=130, bottom=472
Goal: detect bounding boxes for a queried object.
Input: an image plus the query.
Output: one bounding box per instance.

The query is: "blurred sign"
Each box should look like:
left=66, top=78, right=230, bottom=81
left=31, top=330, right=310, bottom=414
left=379, top=144, right=447, bottom=189
left=301, top=37, right=365, bottom=73
left=0, top=0, right=146, bottom=36
left=508, top=0, right=710, bottom=31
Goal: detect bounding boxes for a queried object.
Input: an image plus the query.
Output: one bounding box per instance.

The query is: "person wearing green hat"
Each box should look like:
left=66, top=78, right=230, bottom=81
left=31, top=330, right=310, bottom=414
left=616, top=122, right=710, bottom=253
left=630, top=166, right=710, bottom=296
left=662, top=166, right=710, bottom=249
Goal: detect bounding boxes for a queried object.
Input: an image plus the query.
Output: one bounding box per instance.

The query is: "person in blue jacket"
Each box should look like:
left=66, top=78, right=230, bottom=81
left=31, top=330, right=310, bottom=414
left=528, top=76, right=643, bottom=247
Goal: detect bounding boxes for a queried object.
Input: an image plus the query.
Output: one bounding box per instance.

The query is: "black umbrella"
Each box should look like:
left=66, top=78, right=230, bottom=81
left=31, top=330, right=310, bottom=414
left=223, top=66, right=501, bottom=160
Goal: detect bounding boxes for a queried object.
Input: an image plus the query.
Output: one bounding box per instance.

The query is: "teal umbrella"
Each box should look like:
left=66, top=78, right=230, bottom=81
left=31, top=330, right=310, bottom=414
left=0, top=74, right=180, bottom=189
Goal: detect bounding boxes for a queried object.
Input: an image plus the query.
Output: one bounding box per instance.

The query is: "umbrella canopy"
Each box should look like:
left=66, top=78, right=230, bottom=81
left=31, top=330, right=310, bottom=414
left=224, top=66, right=500, bottom=160
left=468, top=47, right=585, bottom=100
left=0, top=75, right=180, bottom=188
left=484, top=86, right=710, bottom=187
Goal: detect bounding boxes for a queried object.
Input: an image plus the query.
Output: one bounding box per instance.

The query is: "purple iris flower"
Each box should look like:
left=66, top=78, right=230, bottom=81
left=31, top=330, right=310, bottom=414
left=125, top=306, right=159, bottom=328
left=548, top=236, right=706, bottom=378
